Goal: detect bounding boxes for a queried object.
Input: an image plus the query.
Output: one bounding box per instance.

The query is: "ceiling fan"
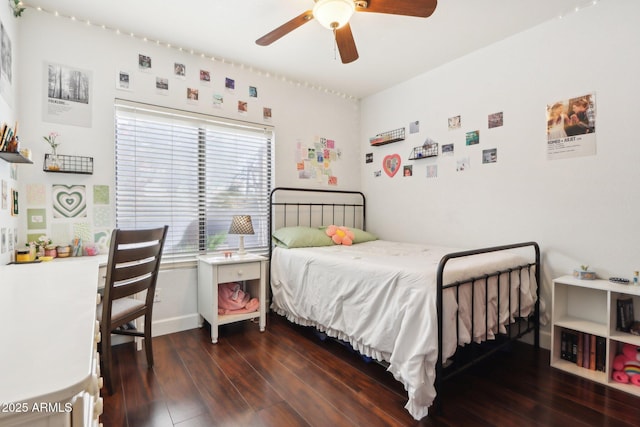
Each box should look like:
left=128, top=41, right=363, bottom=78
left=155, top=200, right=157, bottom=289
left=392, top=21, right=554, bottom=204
left=255, top=0, right=438, bottom=64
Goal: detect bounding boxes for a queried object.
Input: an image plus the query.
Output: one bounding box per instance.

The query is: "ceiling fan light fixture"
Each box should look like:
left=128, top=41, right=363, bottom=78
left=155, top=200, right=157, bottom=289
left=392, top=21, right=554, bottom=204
left=313, top=0, right=355, bottom=30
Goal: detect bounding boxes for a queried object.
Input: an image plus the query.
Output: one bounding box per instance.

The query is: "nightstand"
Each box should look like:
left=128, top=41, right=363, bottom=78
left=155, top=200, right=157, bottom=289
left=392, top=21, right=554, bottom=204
left=197, top=253, right=267, bottom=343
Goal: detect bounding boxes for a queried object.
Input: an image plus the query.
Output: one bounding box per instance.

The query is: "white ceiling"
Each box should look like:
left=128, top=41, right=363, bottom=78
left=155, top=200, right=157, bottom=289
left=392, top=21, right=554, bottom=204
left=23, top=0, right=598, bottom=99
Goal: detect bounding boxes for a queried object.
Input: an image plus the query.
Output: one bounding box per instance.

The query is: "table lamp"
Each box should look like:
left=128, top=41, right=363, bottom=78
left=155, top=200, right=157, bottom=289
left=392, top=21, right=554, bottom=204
left=228, top=215, right=254, bottom=255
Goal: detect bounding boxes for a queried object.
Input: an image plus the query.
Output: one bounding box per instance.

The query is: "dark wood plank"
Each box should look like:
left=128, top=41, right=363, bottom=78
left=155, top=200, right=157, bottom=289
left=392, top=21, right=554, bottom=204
left=153, top=334, right=211, bottom=424
left=101, top=313, right=640, bottom=427
left=188, top=327, right=285, bottom=412
left=257, top=321, right=411, bottom=426
left=174, top=342, right=254, bottom=424
left=99, top=347, right=128, bottom=426
left=223, top=330, right=360, bottom=426
left=255, top=401, right=311, bottom=427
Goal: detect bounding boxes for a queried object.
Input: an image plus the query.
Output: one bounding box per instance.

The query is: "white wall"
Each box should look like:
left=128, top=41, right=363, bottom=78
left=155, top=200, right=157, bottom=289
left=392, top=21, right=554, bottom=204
left=0, top=5, right=20, bottom=265
left=10, top=2, right=639, bottom=345
left=360, top=0, right=640, bottom=345
left=13, top=9, right=360, bottom=334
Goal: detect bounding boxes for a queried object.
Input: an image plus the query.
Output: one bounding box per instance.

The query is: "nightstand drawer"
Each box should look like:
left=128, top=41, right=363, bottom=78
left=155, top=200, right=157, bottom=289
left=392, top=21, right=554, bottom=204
left=218, top=262, right=261, bottom=283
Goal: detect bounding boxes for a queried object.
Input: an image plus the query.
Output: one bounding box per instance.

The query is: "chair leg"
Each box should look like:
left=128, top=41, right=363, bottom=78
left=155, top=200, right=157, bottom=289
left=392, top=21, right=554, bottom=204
left=101, top=325, right=114, bottom=395
left=144, top=314, right=154, bottom=368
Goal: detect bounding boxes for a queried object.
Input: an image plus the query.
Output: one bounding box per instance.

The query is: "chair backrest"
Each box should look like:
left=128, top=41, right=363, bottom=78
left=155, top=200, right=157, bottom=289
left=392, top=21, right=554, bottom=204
left=102, top=226, right=169, bottom=314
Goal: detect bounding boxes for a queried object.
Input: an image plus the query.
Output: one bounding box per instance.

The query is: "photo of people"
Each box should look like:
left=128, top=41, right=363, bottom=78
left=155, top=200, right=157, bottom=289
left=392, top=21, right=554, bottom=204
left=547, top=93, right=597, bottom=160
left=448, top=115, right=461, bottom=130
left=488, top=112, right=503, bottom=128
left=547, top=94, right=596, bottom=140
left=138, top=54, right=151, bottom=70
left=174, top=62, right=186, bottom=78
left=187, top=88, right=198, bottom=101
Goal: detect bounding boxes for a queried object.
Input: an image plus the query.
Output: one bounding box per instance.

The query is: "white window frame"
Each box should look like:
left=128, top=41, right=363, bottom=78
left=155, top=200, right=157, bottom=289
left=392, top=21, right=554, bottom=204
left=114, top=99, right=272, bottom=260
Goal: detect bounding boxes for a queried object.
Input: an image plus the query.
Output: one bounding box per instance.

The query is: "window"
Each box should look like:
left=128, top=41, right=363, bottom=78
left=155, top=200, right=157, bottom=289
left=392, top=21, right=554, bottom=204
left=114, top=100, right=272, bottom=259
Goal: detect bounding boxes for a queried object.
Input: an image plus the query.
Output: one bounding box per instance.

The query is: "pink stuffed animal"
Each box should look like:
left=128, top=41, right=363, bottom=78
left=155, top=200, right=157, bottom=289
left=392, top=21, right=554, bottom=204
left=612, top=343, right=640, bottom=386
left=325, top=225, right=355, bottom=246
left=218, top=282, right=259, bottom=315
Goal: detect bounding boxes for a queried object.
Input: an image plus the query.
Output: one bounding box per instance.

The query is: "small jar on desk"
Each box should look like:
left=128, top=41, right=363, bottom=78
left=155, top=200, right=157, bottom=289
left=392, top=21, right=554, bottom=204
left=44, top=245, right=57, bottom=258
left=57, top=245, right=71, bottom=258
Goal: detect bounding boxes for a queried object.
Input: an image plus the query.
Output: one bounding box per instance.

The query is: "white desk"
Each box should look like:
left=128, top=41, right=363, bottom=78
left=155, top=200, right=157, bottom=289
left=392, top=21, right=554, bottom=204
left=0, top=258, right=104, bottom=426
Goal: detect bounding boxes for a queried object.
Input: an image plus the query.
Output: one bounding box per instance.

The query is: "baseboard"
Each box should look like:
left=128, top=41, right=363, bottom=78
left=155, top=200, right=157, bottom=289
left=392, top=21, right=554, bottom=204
left=152, top=313, right=201, bottom=337
left=517, top=328, right=551, bottom=351
left=540, top=329, right=551, bottom=350
left=110, top=313, right=201, bottom=346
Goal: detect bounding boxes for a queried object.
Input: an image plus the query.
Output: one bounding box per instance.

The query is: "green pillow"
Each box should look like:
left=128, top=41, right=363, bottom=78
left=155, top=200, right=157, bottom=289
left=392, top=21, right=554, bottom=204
left=272, top=226, right=334, bottom=248
left=318, top=226, right=378, bottom=244
left=350, top=228, right=378, bottom=244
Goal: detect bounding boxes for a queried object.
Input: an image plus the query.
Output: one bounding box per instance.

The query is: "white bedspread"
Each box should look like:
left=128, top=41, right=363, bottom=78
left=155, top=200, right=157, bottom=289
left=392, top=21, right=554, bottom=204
left=270, top=240, right=537, bottom=420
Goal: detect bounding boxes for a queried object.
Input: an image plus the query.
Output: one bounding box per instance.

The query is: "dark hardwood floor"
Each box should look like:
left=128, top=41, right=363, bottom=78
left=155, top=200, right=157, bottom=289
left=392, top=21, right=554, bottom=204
left=100, top=314, right=640, bottom=426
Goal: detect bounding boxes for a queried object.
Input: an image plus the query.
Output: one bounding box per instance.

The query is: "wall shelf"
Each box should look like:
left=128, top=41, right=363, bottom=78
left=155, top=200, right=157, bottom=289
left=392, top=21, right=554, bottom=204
left=0, top=151, right=33, bottom=164
left=43, top=154, right=93, bottom=174
left=409, top=143, right=439, bottom=160
left=369, top=127, right=405, bottom=146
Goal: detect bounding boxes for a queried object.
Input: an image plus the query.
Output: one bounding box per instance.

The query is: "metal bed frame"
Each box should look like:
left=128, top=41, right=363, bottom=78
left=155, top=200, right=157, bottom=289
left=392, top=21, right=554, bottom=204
left=269, top=187, right=540, bottom=416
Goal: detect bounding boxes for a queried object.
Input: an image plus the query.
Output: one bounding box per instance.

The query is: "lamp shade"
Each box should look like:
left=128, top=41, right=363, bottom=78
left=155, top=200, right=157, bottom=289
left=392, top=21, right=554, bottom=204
left=228, top=215, right=254, bottom=235
left=313, top=0, right=355, bottom=30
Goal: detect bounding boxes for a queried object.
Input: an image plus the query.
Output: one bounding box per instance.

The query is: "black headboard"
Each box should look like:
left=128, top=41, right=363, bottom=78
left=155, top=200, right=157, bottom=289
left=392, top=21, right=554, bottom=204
left=269, top=187, right=366, bottom=256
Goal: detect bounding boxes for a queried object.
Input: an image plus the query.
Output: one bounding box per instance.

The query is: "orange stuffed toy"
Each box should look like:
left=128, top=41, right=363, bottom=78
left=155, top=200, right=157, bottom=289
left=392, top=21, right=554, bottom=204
left=325, top=225, right=355, bottom=246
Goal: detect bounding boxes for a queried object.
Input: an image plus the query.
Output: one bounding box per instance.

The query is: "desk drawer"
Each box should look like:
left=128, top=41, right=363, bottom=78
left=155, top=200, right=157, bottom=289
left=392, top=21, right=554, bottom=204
left=218, top=262, right=261, bottom=283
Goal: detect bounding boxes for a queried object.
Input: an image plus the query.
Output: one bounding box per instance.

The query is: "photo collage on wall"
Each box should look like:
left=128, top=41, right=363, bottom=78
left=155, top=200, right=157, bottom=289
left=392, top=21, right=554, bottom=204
left=294, top=136, right=342, bottom=186
left=366, top=108, right=503, bottom=180
left=117, top=53, right=273, bottom=122
left=24, top=183, right=113, bottom=256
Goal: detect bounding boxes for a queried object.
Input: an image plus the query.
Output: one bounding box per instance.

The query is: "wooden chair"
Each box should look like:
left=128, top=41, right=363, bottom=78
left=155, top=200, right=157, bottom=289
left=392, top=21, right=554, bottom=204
left=97, top=226, right=168, bottom=394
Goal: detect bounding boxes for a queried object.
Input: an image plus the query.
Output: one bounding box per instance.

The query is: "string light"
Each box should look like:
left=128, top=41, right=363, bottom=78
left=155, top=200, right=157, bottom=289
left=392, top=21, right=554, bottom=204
left=557, top=0, right=600, bottom=20
left=27, top=5, right=358, bottom=101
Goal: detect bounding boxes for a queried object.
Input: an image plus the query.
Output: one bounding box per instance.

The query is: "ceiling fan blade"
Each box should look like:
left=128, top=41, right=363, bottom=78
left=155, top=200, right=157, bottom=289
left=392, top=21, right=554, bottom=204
left=357, top=0, right=437, bottom=18
left=255, top=10, right=314, bottom=46
left=335, top=23, right=359, bottom=64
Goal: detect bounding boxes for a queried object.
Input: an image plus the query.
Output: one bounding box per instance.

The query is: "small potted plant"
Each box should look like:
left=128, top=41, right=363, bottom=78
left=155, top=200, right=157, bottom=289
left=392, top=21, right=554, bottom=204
left=43, top=131, right=61, bottom=171
left=574, top=264, right=596, bottom=280
left=26, top=235, right=52, bottom=259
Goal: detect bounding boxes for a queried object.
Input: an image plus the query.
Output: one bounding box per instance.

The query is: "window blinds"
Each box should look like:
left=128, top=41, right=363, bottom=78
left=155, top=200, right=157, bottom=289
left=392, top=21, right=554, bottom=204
left=114, top=100, right=272, bottom=258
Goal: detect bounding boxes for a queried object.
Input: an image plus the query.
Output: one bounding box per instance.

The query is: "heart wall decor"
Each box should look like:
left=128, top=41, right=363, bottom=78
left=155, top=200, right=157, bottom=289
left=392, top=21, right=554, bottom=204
left=53, top=184, right=87, bottom=218
left=383, top=154, right=401, bottom=177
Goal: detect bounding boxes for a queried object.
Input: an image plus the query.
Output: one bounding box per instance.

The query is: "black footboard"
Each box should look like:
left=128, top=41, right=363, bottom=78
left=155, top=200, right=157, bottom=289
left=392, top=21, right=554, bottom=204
left=433, top=242, right=540, bottom=415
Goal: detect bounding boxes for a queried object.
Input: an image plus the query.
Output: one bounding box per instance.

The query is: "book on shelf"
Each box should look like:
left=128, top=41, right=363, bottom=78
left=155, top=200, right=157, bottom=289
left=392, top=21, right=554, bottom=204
left=589, top=334, right=596, bottom=370
left=595, top=336, right=606, bottom=372
left=617, top=298, right=635, bottom=332
left=577, top=333, right=584, bottom=367
left=560, top=330, right=606, bottom=372
left=583, top=332, right=590, bottom=367
left=560, top=329, right=578, bottom=363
